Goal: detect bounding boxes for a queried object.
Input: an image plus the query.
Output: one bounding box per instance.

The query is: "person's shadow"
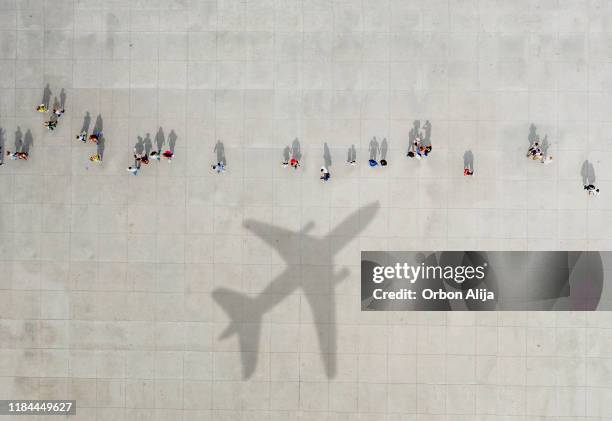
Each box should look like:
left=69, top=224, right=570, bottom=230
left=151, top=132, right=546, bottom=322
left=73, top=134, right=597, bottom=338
left=144, top=133, right=152, bottom=153
left=81, top=112, right=91, bottom=133
left=283, top=145, right=291, bottom=162
left=93, top=115, right=104, bottom=157
left=94, top=114, right=103, bottom=134
left=528, top=123, right=538, bottom=146
left=380, top=138, right=388, bottom=161
left=347, top=144, right=356, bottom=163
left=14, top=127, right=23, bottom=152
left=463, top=150, right=474, bottom=170
left=134, top=136, right=145, bottom=155
left=541, top=135, right=549, bottom=156
left=144, top=134, right=152, bottom=155
left=323, top=142, right=332, bottom=168
left=155, top=127, right=165, bottom=151
left=97, top=135, right=105, bottom=159
left=41, top=84, right=51, bottom=108
left=214, top=140, right=226, bottom=165
left=291, top=138, right=302, bottom=161
left=168, top=130, right=177, bottom=152
left=23, top=130, right=33, bottom=154
left=59, top=88, right=66, bottom=109
left=0, top=128, right=5, bottom=164
left=581, top=160, right=596, bottom=186
left=409, top=119, right=420, bottom=139
left=407, top=120, right=421, bottom=154
left=369, top=137, right=379, bottom=160
left=422, top=120, right=432, bottom=146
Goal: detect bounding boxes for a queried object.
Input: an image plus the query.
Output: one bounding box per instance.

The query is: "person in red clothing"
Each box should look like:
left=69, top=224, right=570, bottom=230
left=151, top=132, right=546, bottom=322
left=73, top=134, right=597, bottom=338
left=289, top=157, right=299, bottom=169
left=162, top=150, right=174, bottom=161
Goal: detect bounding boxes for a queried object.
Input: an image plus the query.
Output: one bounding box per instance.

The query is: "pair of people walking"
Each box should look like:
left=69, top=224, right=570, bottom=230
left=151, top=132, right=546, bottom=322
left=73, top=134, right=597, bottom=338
left=369, top=137, right=388, bottom=167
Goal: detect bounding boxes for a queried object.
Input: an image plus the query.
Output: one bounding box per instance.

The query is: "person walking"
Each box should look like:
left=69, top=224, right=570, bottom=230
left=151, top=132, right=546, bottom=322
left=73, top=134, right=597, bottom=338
left=320, top=166, right=330, bottom=181
left=6, top=151, right=28, bottom=160
left=527, top=140, right=541, bottom=160
left=89, top=133, right=100, bottom=144
left=76, top=131, right=87, bottom=142
left=289, top=156, right=300, bottom=169
left=44, top=120, right=57, bottom=131
left=126, top=164, right=140, bottom=175
left=133, top=148, right=148, bottom=165
left=212, top=162, right=226, bottom=173
left=407, top=136, right=424, bottom=159
left=585, top=184, right=600, bottom=196
left=162, top=150, right=174, bottom=161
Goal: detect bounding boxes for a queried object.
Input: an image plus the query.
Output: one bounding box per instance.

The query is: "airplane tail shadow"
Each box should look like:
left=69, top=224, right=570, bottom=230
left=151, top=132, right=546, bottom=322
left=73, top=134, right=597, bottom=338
left=212, top=288, right=262, bottom=379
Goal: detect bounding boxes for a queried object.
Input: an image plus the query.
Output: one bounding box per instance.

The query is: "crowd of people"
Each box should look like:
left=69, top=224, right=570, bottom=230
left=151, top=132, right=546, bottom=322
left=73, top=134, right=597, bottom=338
left=37, top=103, right=65, bottom=132
left=128, top=148, right=175, bottom=176
left=0, top=90, right=601, bottom=197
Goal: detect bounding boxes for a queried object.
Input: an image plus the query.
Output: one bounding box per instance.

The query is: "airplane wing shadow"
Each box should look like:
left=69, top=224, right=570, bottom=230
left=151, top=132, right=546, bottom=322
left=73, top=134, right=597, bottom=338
left=212, top=202, right=380, bottom=379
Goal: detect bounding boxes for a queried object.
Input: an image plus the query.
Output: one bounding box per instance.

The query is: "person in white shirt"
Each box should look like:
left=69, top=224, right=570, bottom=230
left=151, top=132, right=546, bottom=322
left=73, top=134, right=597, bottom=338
left=212, top=162, right=226, bottom=173
left=585, top=184, right=600, bottom=196
left=320, top=166, right=330, bottom=181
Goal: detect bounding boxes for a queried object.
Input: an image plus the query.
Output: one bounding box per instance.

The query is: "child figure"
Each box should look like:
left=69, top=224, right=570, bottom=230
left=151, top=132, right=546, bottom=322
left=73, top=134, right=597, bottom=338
left=89, top=153, right=102, bottom=162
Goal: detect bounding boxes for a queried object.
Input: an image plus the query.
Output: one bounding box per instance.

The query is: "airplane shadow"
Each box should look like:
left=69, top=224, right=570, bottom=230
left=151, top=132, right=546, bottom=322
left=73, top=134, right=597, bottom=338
left=212, top=202, right=380, bottom=379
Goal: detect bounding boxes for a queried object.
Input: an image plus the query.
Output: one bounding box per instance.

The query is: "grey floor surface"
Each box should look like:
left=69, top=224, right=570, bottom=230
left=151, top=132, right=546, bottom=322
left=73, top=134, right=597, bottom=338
left=1, top=0, right=612, bottom=419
